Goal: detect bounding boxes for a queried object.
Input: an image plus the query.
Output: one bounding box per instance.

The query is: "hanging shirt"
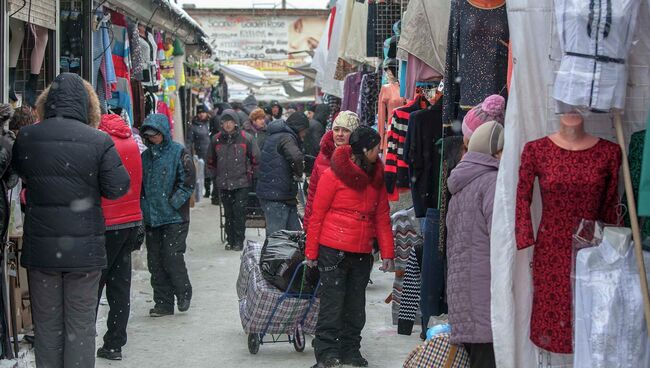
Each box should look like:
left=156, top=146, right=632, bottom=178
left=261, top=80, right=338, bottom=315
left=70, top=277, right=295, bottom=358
left=552, top=0, right=641, bottom=111
left=574, top=239, right=650, bottom=368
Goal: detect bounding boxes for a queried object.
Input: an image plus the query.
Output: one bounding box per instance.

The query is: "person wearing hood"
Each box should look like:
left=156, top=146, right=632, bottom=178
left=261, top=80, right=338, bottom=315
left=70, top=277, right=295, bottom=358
left=12, top=73, right=130, bottom=368
left=242, top=94, right=258, bottom=114
left=207, top=109, right=259, bottom=251
left=446, top=121, right=503, bottom=368
left=256, top=112, right=308, bottom=236
left=303, top=110, right=358, bottom=230
left=187, top=105, right=213, bottom=198
left=140, top=113, right=195, bottom=318
left=243, top=108, right=268, bottom=151
left=209, top=102, right=233, bottom=137
left=96, top=114, right=143, bottom=361
left=269, top=100, right=283, bottom=120
left=305, top=127, right=395, bottom=368
left=303, top=104, right=331, bottom=177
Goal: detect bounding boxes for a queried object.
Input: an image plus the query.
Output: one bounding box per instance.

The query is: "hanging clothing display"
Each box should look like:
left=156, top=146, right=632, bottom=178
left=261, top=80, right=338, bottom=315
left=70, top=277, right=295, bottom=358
left=574, top=238, right=650, bottom=368
left=377, top=83, right=404, bottom=146
left=341, top=71, right=367, bottom=113
left=624, top=130, right=650, bottom=250
left=443, top=0, right=509, bottom=123
left=357, top=72, right=380, bottom=127
left=397, top=0, right=450, bottom=77
left=515, top=137, right=621, bottom=353
left=403, top=54, right=443, bottom=101
left=397, top=244, right=423, bottom=336
left=552, top=0, right=641, bottom=111
left=404, top=101, right=443, bottom=218
left=342, top=0, right=369, bottom=63
left=391, top=208, right=423, bottom=327
left=640, top=114, right=650, bottom=217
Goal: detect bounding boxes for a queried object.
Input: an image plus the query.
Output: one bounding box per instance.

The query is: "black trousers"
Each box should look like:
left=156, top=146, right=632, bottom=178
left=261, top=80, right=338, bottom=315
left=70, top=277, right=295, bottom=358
left=220, top=187, right=249, bottom=247
left=97, top=227, right=138, bottom=350
left=204, top=178, right=212, bottom=196
left=145, top=223, right=192, bottom=310
left=464, top=343, right=496, bottom=368
left=313, top=246, right=373, bottom=362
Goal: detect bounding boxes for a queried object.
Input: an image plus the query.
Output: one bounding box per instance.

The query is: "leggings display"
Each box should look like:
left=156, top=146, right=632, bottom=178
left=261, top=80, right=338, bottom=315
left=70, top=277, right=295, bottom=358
left=420, top=208, right=447, bottom=327
left=8, top=19, right=49, bottom=105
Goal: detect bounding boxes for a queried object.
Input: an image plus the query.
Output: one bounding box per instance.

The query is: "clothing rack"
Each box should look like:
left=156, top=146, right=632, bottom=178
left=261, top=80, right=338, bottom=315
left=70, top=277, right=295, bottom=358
left=374, top=0, right=409, bottom=59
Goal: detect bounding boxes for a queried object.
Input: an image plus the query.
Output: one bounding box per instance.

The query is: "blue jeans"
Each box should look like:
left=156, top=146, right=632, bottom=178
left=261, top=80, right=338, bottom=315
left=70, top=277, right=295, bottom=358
left=420, top=208, right=447, bottom=327
left=260, top=200, right=302, bottom=237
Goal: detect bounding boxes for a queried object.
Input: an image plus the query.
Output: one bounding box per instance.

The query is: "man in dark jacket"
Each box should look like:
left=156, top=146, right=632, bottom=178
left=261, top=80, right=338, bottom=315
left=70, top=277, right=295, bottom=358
left=96, top=114, right=143, bottom=361
left=12, top=73, right=130, bottom=368
left=208, top=110, right=259, bottom=251
left=141, top=113, right=196, bottom=318
left=186, top=105, right=213, bottom=198
left=256, top=112, right=308, bottom=236
left=303, top=104, right=330, bottom=176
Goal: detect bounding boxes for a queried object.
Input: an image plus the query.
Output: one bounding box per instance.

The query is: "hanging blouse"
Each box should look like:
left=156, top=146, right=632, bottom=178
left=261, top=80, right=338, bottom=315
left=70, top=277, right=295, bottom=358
left=552, top=0, right=641, bottom=111
left=442, top=0, right=509, bottom=123
left=378, top=83, right=405, bottom=144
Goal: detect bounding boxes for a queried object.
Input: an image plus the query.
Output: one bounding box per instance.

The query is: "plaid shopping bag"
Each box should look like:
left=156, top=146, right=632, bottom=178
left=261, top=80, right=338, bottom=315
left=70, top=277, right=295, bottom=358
left=403, top=333, right=470, bottom=368
left=237, top=241, right=319, bottom=335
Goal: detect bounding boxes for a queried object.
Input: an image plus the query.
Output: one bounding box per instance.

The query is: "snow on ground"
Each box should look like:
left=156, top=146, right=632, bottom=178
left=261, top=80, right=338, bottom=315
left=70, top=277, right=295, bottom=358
left=18, top=199, right=420, bottom=367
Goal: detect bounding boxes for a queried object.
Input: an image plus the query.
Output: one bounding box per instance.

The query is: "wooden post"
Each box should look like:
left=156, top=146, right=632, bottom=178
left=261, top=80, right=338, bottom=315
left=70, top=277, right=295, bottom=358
left=613, top=111, right=650, bottom=334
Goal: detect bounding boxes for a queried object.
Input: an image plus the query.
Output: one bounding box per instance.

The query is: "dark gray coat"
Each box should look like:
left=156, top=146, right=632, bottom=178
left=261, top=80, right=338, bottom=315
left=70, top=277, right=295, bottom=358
left=208, top=126, right=259, bottom=191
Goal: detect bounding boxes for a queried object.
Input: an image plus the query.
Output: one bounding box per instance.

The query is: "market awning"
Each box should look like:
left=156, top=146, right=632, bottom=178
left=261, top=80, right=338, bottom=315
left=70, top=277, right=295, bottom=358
left=288, top=63, right=317, bottom=81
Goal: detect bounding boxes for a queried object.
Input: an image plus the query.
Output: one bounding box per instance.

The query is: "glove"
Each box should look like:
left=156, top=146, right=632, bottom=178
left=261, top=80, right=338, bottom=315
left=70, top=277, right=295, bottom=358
left=306, top=259, right=318, bottom=268
left=380, top=259, right=394, bottom=273
left=133, top=224, right=146, bottom=251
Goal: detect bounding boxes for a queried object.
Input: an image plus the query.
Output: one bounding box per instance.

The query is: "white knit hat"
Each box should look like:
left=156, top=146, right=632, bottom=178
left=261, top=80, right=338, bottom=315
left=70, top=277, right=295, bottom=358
left=468, top=121, right=504, bottom=155
left=332, top=111, right=360, bottom=132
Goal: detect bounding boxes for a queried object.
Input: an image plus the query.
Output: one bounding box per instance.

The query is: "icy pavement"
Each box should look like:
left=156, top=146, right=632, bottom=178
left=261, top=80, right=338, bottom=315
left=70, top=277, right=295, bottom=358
left=95, top=200, right=421, bottom=368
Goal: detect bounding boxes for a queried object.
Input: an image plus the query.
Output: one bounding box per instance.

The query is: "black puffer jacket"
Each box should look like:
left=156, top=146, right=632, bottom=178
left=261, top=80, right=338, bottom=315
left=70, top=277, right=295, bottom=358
left=13, top=73, right=130, bottom=271
left=256, top=120, right=304, bottom=202
left=0, top=129, right=19, bottom=241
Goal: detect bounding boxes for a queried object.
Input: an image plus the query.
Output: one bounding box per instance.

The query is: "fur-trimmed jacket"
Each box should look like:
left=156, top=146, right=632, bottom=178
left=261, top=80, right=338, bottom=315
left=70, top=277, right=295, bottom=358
left=305, top=145, right=394, bottom=260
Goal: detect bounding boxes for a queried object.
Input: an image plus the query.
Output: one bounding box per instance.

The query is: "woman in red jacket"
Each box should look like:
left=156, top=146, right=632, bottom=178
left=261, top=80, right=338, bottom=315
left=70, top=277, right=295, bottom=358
left=306, top=126, right=395, bottom=368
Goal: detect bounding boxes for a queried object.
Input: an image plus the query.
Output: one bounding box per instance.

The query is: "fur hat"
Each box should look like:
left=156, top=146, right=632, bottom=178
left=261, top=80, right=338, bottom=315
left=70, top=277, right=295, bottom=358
left=462, top=95, right=506, bottom=141
left=332, top=111, right=359, bottom=132
left=468, top=121, right=504, bottom=156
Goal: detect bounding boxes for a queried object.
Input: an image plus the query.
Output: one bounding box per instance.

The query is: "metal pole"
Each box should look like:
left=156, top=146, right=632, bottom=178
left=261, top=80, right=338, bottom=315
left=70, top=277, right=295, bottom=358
left=281, top=0, right=286, bottom=9
left=613, top=111, right=650, bottom=335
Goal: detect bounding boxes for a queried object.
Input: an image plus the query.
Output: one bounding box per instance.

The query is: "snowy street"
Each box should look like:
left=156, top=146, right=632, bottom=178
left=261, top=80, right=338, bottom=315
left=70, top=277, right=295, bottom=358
left=95, top=200, right=420, bottom=367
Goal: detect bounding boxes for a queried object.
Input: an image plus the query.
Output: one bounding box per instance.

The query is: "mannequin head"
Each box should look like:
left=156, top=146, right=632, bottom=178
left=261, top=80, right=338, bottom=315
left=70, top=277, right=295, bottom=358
left=560, top=111, right=584, bottom=128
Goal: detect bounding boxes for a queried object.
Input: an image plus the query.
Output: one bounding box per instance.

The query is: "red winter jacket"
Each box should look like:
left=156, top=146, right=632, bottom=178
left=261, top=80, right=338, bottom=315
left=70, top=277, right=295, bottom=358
left=304, top=130, right=335, bottom=229
left=305, top=145, right=395, bottom=260
left=99, top=115, right=143, bottom=227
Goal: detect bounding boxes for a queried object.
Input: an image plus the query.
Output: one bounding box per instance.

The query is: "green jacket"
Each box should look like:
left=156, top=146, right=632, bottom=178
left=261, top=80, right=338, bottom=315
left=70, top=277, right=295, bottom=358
left=141, top=114, right=196, bottom=227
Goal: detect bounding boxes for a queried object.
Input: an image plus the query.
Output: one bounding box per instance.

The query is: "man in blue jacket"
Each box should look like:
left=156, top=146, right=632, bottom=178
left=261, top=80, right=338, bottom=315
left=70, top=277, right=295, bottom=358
left=140, top=114, right=196, bottom=317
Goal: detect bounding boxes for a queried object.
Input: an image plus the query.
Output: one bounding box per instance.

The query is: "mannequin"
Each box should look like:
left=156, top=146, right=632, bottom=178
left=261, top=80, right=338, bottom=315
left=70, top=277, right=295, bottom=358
left=515, top=113, right=622, bottom=353
left=378, top=63, right=404, bottom=156
left=8, top=19, right=49, bottom=105
left=603, top=227, right=632, bottom=255
left=548, top=112, right=599, bottom=151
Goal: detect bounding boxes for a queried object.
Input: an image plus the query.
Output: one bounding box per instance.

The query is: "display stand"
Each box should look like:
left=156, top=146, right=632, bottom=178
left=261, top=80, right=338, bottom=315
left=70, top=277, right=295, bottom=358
left=613, top=111, right=650, bottom=334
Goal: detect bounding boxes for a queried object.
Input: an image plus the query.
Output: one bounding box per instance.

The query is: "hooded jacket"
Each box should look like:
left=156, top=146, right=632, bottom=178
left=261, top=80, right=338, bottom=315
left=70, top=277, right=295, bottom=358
left=207, top=122, right=259, bottom=191
left=303, top=130, right=335, bottom=229
left=186, top=115, right=211, bottom=161
left=305, top=145, right=394, bottom=260
left=99, top=114, right=143, bottom=228
left=445, top=152, right=498, bottom=344
left=13, top=73, right=130, bottom=271
left=304, top=104, right=330, bottom=175
left=256, top=120, right=304, bottom=202
left=242, top=95, right=258, bottom=114
left=141, top=114, right=196, bottom=227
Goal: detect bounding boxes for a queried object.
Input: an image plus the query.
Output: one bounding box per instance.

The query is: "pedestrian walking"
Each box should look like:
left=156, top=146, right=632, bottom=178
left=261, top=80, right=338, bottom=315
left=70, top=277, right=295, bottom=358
left=256, top=112, right=308, bottom=236
left=186, top=105, right=212, bottom=198
left=140, top=113, right=196, bottom=317
left=269, top=100, right=283, bottom=120
left=96, top=113, right=143, bottom=361
left=208, top=110, right=259, bottom=251
left=305, top=126, right=395, bottom=368
left=303, top=104, right=331, bottom=178
left=243, top=107, right=268, bottom=151
left=12, top=73, right=130, bottom=368
left=446, top=122, right=503, bottom=368
left=303, top=110, right=358, bottom=229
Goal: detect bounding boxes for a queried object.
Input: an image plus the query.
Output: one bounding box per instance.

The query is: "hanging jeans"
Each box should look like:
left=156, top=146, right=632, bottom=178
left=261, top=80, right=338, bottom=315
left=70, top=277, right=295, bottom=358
left=420, top=208, right=447, bottom=328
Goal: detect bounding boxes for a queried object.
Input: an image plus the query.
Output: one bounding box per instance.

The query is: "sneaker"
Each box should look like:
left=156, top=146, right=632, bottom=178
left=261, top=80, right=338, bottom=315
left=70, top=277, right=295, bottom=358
left=177, top=298, right=191, bottom=312
left=224, top=244, right=232, bottom=251
left=311, top=357, right=341, bottom=368
left=341, top=352, right=368, bottom=367
left=211, top=197, right=220, bottom=206
left=149, top=305, right=174, bottom=317
left=97, top=347, right=122, bottom=361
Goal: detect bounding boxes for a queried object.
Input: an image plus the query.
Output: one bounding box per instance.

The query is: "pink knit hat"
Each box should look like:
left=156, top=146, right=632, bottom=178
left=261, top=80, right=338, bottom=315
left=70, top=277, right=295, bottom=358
left=461, top=95, right=506, bottom=141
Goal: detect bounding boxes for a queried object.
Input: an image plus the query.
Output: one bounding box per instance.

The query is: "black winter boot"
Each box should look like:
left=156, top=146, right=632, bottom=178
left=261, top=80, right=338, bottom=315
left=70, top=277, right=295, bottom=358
left=341, top=352, right=368, bottom=367
left=24, top=73, right=39, bottom=107
left=97, top=347, right=122, bottom=360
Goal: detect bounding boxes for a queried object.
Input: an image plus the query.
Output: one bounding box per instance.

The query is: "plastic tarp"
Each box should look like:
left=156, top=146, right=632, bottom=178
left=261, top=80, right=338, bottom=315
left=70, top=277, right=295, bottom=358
left=490, top=1, right=650, bottom=367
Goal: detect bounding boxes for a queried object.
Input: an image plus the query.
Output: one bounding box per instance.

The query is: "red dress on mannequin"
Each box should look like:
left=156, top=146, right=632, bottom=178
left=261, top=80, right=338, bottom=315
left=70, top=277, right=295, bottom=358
left=515, top=137, right=621, bottom=353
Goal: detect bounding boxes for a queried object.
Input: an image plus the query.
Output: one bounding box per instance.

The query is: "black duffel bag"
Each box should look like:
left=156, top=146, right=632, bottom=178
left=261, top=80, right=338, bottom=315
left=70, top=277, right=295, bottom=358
left=260, top=230, right=319, bottom=294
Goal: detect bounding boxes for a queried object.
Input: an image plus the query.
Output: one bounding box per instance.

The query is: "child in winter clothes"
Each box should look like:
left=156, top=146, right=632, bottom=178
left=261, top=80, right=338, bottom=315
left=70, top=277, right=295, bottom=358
left=446, top=121, right=503, bottom=368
